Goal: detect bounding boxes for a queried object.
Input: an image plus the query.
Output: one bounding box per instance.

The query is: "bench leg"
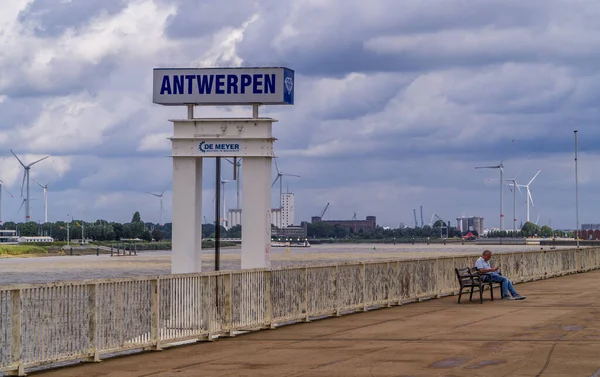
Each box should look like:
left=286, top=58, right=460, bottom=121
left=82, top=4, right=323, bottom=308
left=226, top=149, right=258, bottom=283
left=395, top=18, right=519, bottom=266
left=458, top=287, right=463, bottom=304
left=489, top=282, right=494, bottom=301
left=469, top=286, right=474, bottom=302
left=480, top=285, right=483, bottom=303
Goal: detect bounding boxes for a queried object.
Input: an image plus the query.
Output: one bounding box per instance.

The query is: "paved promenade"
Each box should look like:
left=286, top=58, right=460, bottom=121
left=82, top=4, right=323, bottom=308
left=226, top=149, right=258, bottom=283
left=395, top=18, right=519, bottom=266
left=35, top=270, right=600, bottom=377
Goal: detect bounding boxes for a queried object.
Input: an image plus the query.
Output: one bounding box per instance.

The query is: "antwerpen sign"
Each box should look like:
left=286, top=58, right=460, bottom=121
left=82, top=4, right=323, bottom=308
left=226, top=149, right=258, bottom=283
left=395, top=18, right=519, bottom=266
left=153, top=67, right=294, bottom=106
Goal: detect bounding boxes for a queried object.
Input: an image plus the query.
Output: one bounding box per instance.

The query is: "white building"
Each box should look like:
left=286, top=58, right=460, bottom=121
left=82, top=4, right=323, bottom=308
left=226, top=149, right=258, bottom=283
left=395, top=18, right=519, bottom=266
left=271, top=209, right=282, bottom=228
left=281, top=193, right=294, bottom=227
left=228, top=209, right=242, bottom=228
left=18, top=236, right=54, bottom=243
left=227, top=193, right=294, bottom=228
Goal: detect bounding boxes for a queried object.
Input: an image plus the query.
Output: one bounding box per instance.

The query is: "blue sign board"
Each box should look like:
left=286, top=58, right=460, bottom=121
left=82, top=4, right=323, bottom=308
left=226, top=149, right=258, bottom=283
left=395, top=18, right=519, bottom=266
left=153, top=67, right=294, bottom=106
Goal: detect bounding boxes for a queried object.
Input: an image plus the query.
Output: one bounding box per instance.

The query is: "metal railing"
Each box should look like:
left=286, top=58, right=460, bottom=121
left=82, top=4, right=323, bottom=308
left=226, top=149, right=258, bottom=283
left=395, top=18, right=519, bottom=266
left=0, top=247, right=598, bottom=376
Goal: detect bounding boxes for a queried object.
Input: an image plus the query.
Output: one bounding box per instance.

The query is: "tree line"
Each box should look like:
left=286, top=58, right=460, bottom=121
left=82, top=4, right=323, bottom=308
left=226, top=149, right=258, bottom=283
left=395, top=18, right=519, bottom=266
left=3, top=211, right=564, bottom=242
left=1, top=212, right=244, bottom=242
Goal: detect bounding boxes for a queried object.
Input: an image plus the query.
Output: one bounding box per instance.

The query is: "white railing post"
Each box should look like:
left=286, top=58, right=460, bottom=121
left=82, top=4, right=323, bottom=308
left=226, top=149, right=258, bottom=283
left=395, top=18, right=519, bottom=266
left=396, top=261, right=402, bottom=305
left=334, top=265, right=340, bottom=317
left=149, top=279, right=161, bottom=350
left=8, top=289, right=23, bottom=377
left=264, top=271, right=274, bottom=329
left=303, top=268, right=310, bottom=322
left=386, top=262, right=392, bottom=307
left=435, top=258, right=442, bottom=298
left=85, top=284, right=100, bottom=363
left=224, top=273, right=233, bottom=336
left=362, top=263, right=367, bottom=311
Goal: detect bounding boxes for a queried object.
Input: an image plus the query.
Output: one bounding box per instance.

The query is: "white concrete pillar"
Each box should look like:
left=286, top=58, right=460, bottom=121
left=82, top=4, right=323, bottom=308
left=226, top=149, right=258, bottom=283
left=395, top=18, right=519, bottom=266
left=241, top=157, right=272, bottom=269
left=171, top=157, right=203, bottom=273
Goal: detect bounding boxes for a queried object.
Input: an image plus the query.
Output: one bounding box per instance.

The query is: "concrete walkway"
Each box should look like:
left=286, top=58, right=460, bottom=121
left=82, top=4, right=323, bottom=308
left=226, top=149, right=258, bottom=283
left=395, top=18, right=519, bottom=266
left=35, top=270, right=600, bottom=377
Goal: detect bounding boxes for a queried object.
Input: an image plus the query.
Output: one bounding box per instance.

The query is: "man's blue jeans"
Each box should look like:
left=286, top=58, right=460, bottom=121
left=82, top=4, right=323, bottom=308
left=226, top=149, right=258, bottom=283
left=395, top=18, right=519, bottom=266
left=488, top=272, right=518, bottom=298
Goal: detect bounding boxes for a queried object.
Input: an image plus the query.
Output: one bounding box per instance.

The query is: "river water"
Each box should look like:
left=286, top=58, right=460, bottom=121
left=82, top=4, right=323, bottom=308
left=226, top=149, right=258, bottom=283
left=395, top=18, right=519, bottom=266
left=0, top=243, right=573, bottom=286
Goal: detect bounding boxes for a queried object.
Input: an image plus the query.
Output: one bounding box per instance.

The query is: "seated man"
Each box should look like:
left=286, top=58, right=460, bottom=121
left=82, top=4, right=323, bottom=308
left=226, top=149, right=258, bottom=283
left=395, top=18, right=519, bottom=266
left=475, top=250, right=526, bottom=300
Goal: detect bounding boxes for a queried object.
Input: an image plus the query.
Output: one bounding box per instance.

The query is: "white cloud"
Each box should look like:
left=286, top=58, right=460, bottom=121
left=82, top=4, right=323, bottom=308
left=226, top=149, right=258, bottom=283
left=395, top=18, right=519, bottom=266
left=137, top=133, right=171, bottom=152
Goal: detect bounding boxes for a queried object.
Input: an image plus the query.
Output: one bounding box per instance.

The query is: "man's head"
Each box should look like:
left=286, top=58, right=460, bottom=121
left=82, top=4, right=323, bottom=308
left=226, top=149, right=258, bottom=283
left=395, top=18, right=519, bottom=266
left=482, top=250, right=492, bottom=261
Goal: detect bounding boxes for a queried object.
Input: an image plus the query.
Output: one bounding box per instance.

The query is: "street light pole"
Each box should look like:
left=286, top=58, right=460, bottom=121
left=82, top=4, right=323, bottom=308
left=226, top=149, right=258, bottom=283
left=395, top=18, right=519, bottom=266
left=574, top=130, right=580, bottom=249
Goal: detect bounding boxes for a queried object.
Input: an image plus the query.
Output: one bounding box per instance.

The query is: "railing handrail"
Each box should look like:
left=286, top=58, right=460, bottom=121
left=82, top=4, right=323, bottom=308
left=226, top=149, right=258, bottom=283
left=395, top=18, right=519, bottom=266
left=0, top=246, right=583, bottom=291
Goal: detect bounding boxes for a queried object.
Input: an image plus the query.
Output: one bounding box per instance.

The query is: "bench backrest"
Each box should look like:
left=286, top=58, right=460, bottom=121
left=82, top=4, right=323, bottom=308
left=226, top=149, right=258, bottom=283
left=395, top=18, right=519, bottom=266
left=455, top=267, right=482, bottom=285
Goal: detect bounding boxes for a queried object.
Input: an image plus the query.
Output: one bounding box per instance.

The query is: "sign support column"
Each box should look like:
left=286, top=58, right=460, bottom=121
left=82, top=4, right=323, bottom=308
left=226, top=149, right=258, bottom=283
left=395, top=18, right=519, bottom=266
left=171, top=106, right=203, bottom=273
left=241, top=104, right=272, bottom=269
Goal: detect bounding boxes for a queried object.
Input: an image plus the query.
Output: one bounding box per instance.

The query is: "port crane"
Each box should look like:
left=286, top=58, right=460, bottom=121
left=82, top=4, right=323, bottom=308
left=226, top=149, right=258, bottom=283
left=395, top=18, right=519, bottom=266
left=413, top=209, right=418, bottom=228
left=317, top=203, right=329, bottom=219
left=430, top=212, right=448, bottom=239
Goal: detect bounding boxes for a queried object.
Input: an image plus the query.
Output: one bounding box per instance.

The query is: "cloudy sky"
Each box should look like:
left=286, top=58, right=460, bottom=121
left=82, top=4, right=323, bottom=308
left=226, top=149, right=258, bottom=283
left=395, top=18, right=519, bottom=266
left=0, top=0, right=598, bottom=230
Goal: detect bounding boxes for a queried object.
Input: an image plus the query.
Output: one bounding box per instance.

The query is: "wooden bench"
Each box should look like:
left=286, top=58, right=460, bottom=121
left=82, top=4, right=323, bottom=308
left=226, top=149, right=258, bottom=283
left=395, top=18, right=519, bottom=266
left=454, top=267, right=501, bottom=304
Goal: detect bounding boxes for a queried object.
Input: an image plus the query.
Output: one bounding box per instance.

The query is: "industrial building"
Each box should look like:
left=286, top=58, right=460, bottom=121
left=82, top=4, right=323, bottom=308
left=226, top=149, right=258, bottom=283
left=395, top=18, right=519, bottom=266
left=227, top=193, right=295, bottom=229
left=581, top=224, right=600, bottom=240
left=272, top=223, right=308, bottom=238
left=456, top=216, right=484, bottom=235
left=311, top=215, right=377, bottom=234
left=582, top=224, right=600, bottom=230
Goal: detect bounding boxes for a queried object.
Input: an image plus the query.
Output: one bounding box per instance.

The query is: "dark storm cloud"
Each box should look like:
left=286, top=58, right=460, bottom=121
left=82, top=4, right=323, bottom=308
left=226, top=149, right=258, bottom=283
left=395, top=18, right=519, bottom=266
left=18, top=0, right=129, bottom=37
left=235, top=0, right=599, bottom=77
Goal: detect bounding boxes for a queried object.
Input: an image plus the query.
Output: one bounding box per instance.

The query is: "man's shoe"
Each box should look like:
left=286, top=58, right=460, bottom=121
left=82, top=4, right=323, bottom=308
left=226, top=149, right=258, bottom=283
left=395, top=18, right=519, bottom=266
left=513, top=295, right=526, bottom=300
left=502, top=296, right=514, bottom=300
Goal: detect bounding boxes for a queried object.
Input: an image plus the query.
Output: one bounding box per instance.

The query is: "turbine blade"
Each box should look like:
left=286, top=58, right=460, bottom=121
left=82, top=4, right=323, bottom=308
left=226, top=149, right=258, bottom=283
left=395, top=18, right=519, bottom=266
left=32, top=178, right=43, bottom=188
left=146, top=192, right=160, bottom=197
left=514, top=168, right=522, bottom=181
left=20, top=171, right=26, bottom=198
left=515, top=184, right=523, bottom=196
left=10, top=150, right=26, bottom=168
left=17, top=199, right=25, bottom=215
left=282, top=173, right=301, bottom=177
left=528, top=189, right=535, bottom=208
left=274, top=159, right=280, bottom=174
left=499, top=152, right=509, bottom=165
left=271, top=175, right=280, bottom=187
left=528, top=169, right=542, bottom=185
left=28, top=155, right=50, bottom=167
left=474, top=166, right=500, bottom=169
left=499, top=139, right=515, bottom=165
left=0, top=181, right=14, bottom=198
left=161, top=182, right=171, bottom=195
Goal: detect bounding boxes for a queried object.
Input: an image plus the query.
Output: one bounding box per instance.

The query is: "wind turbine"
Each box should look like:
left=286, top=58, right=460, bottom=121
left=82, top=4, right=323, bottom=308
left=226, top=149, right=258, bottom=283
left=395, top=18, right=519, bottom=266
left=475, top=140, right=515, bottom=231
left=32, top=177, right=55, bottom=224
left=516, top=170, right=541, bottom=223
left=225, top=158, right=241, bottom=209
left=0, top=180, right=13, bottom=225
left=11, top=150, right=50, bottom=222
left=504, top=171, right=521, bottom=233
left=146, top=183, right=170, bottom=225
left=220, top=178, right=233, bottom=230
left=475, top=156, right=507, bottom=231
left=271, top=159, right=300, bottom=209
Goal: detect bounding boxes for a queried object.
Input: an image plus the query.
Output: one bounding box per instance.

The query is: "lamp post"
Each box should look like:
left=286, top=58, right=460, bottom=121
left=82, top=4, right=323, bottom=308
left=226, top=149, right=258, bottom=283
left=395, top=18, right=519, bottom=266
left=574, top=130, right=580, bottom=249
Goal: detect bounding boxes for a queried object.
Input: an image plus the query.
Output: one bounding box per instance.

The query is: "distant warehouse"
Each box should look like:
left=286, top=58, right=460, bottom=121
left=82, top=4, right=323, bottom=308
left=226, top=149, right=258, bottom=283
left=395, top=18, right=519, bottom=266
left=311, top=216, right=377, bottom=234
left=18, top=236, right=54, bottom=243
